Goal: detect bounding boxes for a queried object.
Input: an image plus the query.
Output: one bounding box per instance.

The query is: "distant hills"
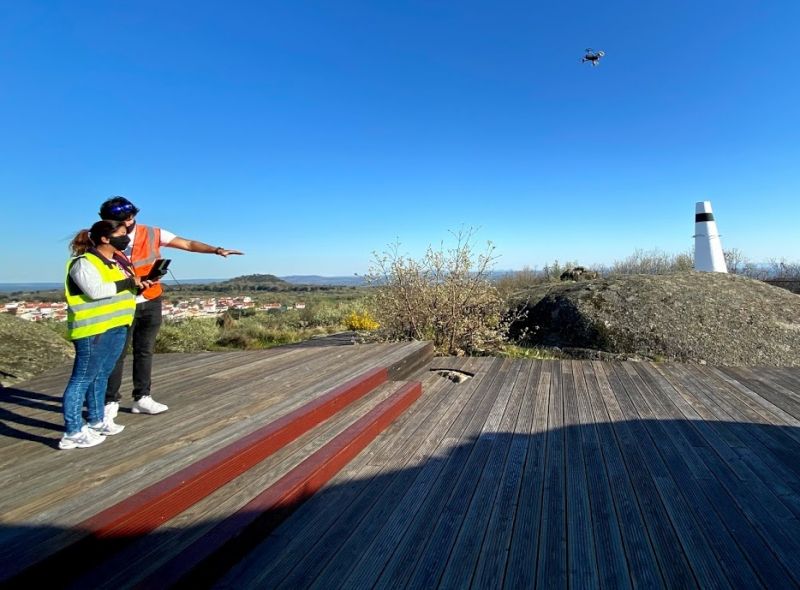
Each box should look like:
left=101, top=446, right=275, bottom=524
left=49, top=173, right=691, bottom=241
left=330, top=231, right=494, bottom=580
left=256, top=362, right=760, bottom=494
left=0, top=275, right=365, bottom=293
left=214, top=274, right=367, bottom=290
left=280, top=275, right=365, bottom=286
left=219, top=274, right=289, bottom=287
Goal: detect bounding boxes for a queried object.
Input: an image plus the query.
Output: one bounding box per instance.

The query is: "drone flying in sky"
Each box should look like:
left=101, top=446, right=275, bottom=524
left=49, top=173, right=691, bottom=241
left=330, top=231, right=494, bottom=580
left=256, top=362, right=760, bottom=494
left=581, top=48, right=605, bottom=66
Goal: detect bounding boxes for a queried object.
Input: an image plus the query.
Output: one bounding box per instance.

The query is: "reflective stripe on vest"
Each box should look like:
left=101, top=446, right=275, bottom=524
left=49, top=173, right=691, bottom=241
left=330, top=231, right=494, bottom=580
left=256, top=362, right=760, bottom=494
left=131, top=224, right=164, bottom=300
left=65, top=253, right=136, bottom=340
left=69, top=307, right=136, bottom=330
left=132, top=225, right=161, bottom=269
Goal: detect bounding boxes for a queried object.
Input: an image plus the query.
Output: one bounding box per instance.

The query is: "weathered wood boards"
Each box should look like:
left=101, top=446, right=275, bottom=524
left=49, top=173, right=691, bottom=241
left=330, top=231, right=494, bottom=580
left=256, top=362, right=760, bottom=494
left=2, top=351, right=800, bottom=588
left=226, top=359, right=800, bottom=589
left=0, top=341, right=431, bottom=583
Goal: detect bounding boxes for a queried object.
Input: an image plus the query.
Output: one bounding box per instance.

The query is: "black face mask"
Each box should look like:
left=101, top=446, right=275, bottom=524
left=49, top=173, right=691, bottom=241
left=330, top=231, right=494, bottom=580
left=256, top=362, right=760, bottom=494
left=109, top=235, right=131, bottom=251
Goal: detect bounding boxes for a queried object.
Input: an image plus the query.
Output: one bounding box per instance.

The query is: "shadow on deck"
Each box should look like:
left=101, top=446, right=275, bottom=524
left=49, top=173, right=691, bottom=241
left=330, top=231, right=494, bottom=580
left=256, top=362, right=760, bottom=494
left=3, top=419, right=800, bottom=589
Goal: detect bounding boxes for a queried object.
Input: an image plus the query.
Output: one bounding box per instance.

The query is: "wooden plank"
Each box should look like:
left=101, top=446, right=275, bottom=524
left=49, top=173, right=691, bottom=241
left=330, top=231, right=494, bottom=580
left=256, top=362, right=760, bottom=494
left=653, top=363, right=800, bottom=585
left=0, top=350, right=250, bottom=461
left=773, top=367, right=800, bottom=391
left=362, top=360, right=516, bottom=587
left=600, top=363, right=698, bottom=588
left=471, top=360, right=540, bottom=589
left=217, top=360, right=470, bottom=588
left=140, top=380, right=424, bottom=588
left=733, top=366, right=800, bottom=406
left=224, top=357, right=493, bottom=589
left=73, top=378, right=407, bottom=588
left=285, top=362, right=489, bottom=589
left=572, top=361, right=631, bottom=590
left=403, top=360, right=524, bottom=589
left=705, top=366, right=800, bottom=442
left=636, top=362, right=797, bottom=588
left=691, top=367, right=800, bottom=517
left=562, top=360, right=599, bottom=589
left=249, top=363, right=479, bottom=589
left=503, top=361, right=552, bottom=589
left=4, top=366, right=395, bottom=585
left=435, top=360, right=530, bottom=588
left=669, top=365, right=800, bottom=516
left=584, top=362, right=664, bottom=588
left=387, top=341, right=435, bottom=380
left=0, top=344, right=373, bottom=482
left=536, top=359, right=567, bottom=588
left=94, top=367, right=387, bottom=532
left=719, top=366, right=800, bottom=421
left=613, top=363, right=741, bottom=589
left=0, top=343, right=428, bottom=579
left=5, top=354, right=800, bottom=587
left=365, top=358, right=510, bottom=590
left=0, top=343, right=413, bottom=511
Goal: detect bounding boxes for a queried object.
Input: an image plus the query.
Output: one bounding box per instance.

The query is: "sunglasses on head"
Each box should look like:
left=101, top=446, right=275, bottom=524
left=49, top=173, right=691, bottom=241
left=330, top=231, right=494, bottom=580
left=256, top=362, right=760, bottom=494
left=109, top=203, right=136, bottom=216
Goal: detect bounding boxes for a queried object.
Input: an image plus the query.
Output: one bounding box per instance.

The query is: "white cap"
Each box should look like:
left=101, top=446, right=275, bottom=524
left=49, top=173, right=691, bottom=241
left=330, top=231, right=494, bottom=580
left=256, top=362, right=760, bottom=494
left=695, top=201, right=712, bottom=214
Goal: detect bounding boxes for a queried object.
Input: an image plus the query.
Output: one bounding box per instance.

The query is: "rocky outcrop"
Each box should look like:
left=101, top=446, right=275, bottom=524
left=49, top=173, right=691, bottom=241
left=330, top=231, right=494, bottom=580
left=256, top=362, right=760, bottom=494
left=560, top=266, right=599, bottom=281
left=510, top=272, right=800, bottom=366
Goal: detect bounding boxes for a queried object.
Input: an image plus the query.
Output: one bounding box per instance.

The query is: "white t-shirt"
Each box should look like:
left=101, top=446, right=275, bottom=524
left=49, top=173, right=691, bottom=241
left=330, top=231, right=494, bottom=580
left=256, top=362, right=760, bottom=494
left=126, top=226, right=177, bottom=303
left=69, top=257, right=125, bottom=300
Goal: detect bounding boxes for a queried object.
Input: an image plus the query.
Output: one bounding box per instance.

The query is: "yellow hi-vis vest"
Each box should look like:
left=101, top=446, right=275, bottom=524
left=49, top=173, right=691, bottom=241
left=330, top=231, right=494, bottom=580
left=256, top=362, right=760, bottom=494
left=65, top=252, right=136, bottom=340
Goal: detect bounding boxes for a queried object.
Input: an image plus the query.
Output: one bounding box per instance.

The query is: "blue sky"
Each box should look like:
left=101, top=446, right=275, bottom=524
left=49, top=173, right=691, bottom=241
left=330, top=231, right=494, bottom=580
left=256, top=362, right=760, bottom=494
left=1, top=0, right=798, bottom=282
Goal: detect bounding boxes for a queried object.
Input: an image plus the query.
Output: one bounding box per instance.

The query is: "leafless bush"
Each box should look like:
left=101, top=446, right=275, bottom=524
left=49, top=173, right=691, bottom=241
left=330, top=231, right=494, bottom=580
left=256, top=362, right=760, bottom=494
left=367, top=229, right=515, bottom=355
left=723, top=248, right=748, bottom=275
left=766, top=259, right=800, bottom=279
left=723, top=248, right=769, bottom=279
left=495, top=266, right=546, bottom=299
left=608, top=248, right=693, bottom=275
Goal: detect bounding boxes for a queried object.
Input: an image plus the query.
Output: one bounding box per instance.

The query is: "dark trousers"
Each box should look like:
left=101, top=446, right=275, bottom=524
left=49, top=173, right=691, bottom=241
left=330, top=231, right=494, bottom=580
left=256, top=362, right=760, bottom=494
left=106, top=297, right=163, bottom=403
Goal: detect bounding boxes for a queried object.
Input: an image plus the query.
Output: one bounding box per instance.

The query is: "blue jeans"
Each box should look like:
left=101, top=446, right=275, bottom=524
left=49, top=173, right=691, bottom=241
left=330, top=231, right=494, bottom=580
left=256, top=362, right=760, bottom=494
left=106, top=297, right=163, bottom=402
left=62, top=326, right=129, bottom=436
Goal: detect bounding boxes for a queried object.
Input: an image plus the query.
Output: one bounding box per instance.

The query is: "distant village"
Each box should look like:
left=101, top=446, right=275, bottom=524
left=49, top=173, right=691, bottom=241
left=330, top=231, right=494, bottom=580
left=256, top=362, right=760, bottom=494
left=1, top=296, right=306, bottom=322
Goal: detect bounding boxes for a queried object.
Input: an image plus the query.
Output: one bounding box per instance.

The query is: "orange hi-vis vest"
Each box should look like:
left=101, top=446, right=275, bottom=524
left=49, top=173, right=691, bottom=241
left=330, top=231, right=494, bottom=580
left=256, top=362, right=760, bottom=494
left=131, top=224, right=163, bottom=300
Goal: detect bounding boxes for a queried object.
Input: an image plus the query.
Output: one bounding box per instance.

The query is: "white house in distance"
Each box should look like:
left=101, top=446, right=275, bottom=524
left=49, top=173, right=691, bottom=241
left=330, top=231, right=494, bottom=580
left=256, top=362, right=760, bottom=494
left=694, top=201, right=728, bottom=273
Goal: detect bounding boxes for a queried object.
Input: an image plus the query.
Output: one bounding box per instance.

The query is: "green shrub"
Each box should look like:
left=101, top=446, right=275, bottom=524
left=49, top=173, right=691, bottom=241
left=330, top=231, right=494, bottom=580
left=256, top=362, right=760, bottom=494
left=155, top=318, right=219, bottom=352
left=299, top=301, right=348, bottom=328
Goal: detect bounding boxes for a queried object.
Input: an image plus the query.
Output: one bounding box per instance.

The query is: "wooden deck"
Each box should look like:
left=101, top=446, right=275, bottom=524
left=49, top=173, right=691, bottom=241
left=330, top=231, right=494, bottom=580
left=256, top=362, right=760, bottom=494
left=2, top=351, right=800, bottom=588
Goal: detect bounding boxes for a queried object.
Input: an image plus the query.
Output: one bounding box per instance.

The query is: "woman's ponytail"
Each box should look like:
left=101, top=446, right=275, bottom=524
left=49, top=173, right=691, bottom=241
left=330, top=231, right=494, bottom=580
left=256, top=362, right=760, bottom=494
left=70, top=229, right=93, bottom=256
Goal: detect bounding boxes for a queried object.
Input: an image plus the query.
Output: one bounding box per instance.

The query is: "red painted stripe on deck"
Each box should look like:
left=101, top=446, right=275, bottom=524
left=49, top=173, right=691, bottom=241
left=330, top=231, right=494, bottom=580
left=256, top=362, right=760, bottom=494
left=143, top=381, right=423, bottom=589
left=81, top=366, right=388, bottom=539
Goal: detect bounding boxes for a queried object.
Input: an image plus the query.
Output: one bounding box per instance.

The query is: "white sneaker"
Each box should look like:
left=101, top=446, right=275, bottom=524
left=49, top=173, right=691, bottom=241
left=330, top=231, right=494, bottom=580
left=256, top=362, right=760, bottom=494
left=104, top=402, right=120, bottom=420
left=131, top=396, right=168, bottom=415
left=59, top=426, right=105, bottom=450
left=89, top=419, right=125, bottom=436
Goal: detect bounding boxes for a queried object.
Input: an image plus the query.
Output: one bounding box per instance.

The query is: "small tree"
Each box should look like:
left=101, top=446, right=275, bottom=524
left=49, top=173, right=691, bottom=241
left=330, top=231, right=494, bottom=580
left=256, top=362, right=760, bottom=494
left=367, top=229, right=511, bottom=355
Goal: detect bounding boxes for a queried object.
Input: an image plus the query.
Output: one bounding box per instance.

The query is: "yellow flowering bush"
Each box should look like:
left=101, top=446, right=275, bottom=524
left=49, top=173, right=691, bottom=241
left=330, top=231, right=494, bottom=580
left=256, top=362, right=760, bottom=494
left=345, top=311, right=380, bottom=331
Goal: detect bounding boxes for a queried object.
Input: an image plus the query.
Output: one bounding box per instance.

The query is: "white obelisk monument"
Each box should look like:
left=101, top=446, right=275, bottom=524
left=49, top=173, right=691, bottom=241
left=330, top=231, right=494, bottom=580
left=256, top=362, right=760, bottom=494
left=694, top=201, right=727, bottom=272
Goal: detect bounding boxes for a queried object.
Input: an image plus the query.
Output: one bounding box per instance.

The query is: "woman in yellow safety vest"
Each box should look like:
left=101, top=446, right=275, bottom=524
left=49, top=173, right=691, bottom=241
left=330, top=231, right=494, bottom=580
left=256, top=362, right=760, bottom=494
left=59, top=220, right=152, bottom=450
